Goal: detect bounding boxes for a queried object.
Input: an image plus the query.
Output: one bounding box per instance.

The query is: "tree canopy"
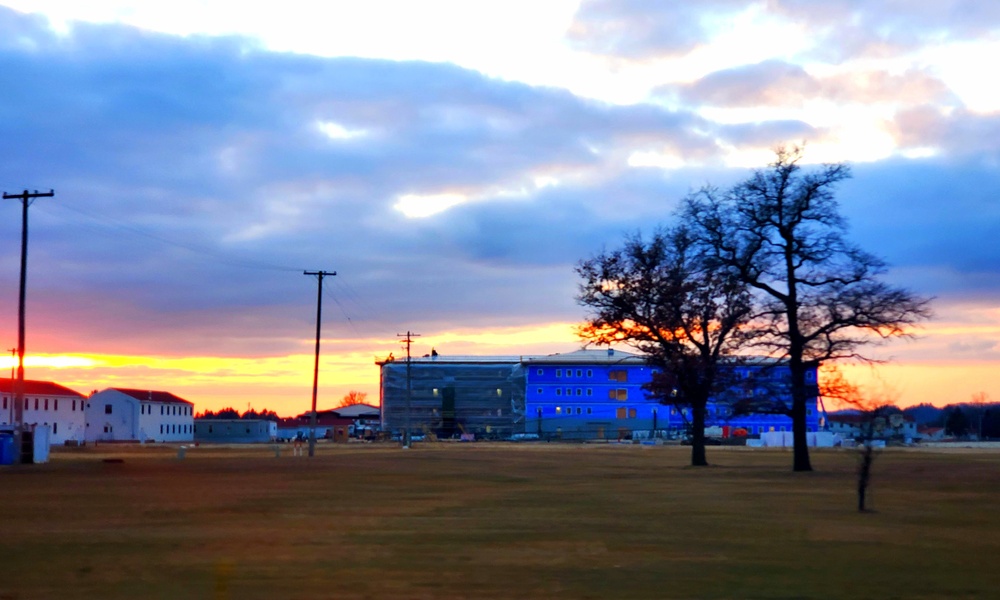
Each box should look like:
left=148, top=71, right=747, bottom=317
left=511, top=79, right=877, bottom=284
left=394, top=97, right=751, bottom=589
left=576, top=226, right=754, bottom=466
left=684, top=147, right=931, bottom=471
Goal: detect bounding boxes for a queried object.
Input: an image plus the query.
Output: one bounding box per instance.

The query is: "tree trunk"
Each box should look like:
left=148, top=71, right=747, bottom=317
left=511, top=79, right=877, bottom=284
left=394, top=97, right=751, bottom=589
left=791, top=398, right=812, bottom=472
left=788, top=357, right=813, bottom=472
left=690, top=401, right=708, bottom=467
left=858, top=445, right=874, bottom=512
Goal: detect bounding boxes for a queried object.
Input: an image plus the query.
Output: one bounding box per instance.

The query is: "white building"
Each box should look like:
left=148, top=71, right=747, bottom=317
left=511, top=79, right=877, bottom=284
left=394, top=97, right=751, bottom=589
left=0, top=379, right=87, bottom=445
left=85, top=388, right=194, bottom=443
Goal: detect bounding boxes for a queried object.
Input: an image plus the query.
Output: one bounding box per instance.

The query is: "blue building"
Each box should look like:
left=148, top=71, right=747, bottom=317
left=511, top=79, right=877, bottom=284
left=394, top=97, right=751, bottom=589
left=377, top=349, right=819, bottom=441
left=524, top=348, right=820, bottom=440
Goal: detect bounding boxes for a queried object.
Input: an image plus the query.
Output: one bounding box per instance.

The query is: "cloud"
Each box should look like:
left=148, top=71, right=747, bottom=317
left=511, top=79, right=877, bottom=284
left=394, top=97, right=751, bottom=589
left=568, top=0, right=1000, bottom=62
left=566, top=0, right=752, bottom=59
left=889, top=107, right=1000, bottom=157
left=0, top=8, right=727, bottom=355
left=658, top=60, right=954, bottom=108
left=0, top=4, right=996, bottom=397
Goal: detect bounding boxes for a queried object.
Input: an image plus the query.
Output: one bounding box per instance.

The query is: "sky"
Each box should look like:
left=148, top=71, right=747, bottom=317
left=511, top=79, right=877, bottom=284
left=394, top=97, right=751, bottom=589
left=0, top=0, right=997, bottom=414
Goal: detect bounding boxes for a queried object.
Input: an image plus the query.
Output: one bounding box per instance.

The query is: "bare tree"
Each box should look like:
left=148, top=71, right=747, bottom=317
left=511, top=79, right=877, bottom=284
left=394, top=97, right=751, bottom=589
left=338, top=391, right=368, bottom=407
left=577, top=226, right=755, bottom=466
left=821, top=366, right=898, bottom=512
left=685, top=146, right=932, bottom=471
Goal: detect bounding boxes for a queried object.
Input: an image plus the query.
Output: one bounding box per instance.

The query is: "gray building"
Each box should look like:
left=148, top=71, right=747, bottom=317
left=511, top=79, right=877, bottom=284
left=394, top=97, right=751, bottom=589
left=378, top=355, right=527, bottom=439
left=194, top=419, right=275, bottom=443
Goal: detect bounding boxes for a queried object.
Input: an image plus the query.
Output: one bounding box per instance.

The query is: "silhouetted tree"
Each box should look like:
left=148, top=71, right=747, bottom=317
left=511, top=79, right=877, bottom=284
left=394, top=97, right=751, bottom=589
left=821, top=366, right=896, bottom=512
left=685, top=146, right=932, bottom=471
left=338, top=391, right=368, bottom=407
left=577, top=226, right=755, bottom=466
left=945, top=407, right=970, bottom=438
left=196, top=407, right=240, bottom=419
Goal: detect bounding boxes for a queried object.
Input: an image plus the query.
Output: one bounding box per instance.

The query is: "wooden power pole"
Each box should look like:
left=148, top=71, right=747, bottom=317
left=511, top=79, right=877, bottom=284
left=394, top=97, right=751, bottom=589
left=3, top=189, right=54, bottom=464
left=304, top=270, right=335, bottom=458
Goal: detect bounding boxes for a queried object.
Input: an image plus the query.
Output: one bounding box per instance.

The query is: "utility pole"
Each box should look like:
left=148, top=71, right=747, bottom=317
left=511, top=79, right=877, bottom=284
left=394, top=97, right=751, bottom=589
left=304, top=270, right=335, bottom=458
left=3, top=189, right=54, bottom=464
left=397, top=331, right=420, bottom=448
left=6, top=348, right=14, bottom=425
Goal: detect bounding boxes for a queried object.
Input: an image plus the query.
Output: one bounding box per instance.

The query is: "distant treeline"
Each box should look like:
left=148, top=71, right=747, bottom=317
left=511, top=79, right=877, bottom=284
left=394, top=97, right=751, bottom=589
left=903, top=403, right=1000, bottom=438
left=195, top=407, right=281, bottom=421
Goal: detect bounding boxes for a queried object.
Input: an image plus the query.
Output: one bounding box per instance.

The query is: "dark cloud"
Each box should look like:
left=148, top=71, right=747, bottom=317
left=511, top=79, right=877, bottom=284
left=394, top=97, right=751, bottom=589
left=0, top=8, right=720, bottom=354
left=837, top=157, right=1000, bottom=299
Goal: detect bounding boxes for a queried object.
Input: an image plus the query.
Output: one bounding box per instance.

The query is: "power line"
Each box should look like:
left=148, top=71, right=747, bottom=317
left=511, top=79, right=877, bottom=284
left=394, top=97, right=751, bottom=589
left=34, top=200, right=303, bottom=273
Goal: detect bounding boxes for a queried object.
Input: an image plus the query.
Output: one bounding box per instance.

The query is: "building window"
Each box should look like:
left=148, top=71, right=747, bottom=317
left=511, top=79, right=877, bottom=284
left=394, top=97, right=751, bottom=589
left=71, top=400, right=75, bottom=411
left=566, top=369, right=572, bottom=378
left=54, top=399, right=59, bottom=411
left=576, top=369, right=582, bottom=377
left=555, top=406, right=562, bottom=414
left=608, top=389, right=627, bottom=401
left=586, top=369, right=593, bottom=378
left=576, top=407, right=582, bottom=415
left=432, top=388, right=439, bottom=396
left=806, top=371, right=815, bottom=382
left=586, top=407, right=592, bottom=415
left=536, top=388, right=542, bottom=395
left=496, top=388, right=502, bottom=397
left=555, top=388, right=562, bottom=396
left=208, top=425, right=213, bottom=433
left=161, top=406, right=164, bottom=415
left=34, top=398, right=39, bottom=410
left=807, top=408, right=813, bottom=416
left=576, top=388, right=582, bottom=396
left=53, top=422, right=58, bottom=434
left=556, top=369, right=562, bottom=378
left=608, top=370, right=627, bottom=382
left=616, top=407, right=627, bottom=419
left=160, top=425, right=164, bottom=434
left=44, top=399, right=49, bottom=411
left=586, top=389, right=593, bottom=396
left=105, top=404, right=112, bottom=414
left=628, top=408, right=636, bottom=418
left=1, top=397, right=5, bottom=410
left=536, top=369, right=543, bottom=376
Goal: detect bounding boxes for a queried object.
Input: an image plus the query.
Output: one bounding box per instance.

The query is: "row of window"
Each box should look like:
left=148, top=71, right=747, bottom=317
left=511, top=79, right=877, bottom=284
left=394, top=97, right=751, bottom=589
left=553, top=406, right=638, bottom=419
left=1, top=397, right=193, bottom=416
left=541, top=387, right=631, bottom=400
left=541, top=368, right=630, bottom=382
left=142, top=404, right=191, bottom=416
left=1, top=397, right=81, bottom=412
left=160, top=424, right=191, bottom=434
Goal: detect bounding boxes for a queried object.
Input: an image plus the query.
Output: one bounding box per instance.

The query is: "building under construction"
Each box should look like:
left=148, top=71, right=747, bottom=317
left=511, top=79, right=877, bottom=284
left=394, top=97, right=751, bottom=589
left=378, top=355, right=527, bottom=439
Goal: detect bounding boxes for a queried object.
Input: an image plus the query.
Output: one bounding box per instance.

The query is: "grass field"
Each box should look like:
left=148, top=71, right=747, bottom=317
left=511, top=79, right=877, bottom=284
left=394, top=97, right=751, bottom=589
left=1, top=442, right=998, bottom=599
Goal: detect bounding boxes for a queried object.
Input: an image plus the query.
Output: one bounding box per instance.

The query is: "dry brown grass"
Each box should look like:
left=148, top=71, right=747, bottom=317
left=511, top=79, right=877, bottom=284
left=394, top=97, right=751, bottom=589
left=2, top=442, right=999, bottom=599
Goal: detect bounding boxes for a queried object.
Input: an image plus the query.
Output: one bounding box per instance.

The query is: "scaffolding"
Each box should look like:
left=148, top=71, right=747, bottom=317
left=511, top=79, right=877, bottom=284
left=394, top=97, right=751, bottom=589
left=380, top=358, right=526, bottom=439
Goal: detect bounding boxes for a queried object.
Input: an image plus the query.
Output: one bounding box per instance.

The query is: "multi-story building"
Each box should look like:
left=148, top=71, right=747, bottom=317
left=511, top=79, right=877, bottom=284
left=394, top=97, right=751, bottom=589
left=378, top=355, right=526, bottom=439
left=84, top=388, right=194, bottom=443
left=378, top=349, right=820, bottom=440
left=0, top=380, right=88, bottom=445
left=524, top=349, right=820, bottom=440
